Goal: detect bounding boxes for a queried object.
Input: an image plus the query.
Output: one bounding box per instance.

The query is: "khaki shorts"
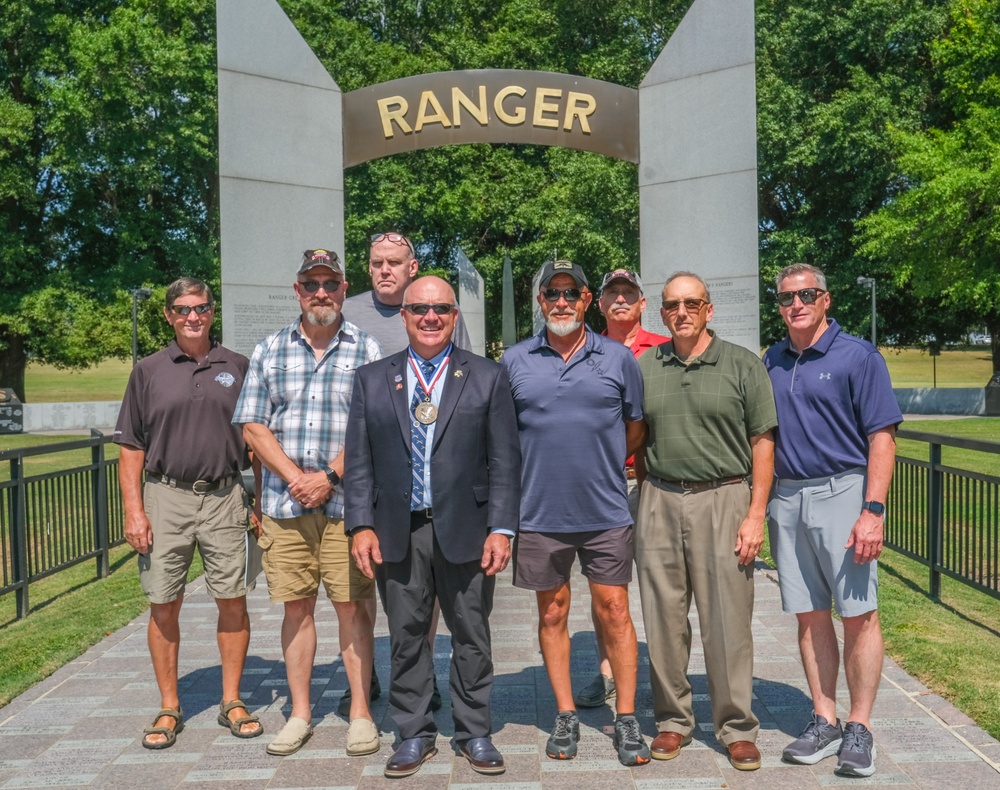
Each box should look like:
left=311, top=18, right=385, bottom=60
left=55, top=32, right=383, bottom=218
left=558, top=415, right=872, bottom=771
left=258, top=513, right=374, bottom=603
left=139, top=479, right=253, bottom=604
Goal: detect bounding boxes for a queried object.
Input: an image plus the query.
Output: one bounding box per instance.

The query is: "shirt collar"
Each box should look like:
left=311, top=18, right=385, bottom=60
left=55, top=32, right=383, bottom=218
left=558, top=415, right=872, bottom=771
left=167, top=339, right=219, bottom=363
left=408, top=343, right=453, bottom=369
left=782, top=318, right=841, bottom=357
left=529, top=326, right=603, bottom=355
left=658, top=329, right=720, bottom=365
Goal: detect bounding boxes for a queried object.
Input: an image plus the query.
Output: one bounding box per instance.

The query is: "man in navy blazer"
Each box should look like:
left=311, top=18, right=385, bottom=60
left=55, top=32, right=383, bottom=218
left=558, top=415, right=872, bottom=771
left=344, top=276, right=521, bottom=778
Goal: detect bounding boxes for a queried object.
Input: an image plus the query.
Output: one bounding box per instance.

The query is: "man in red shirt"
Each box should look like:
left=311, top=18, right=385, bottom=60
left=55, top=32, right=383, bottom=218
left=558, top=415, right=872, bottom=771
left=574, top=268, right=669, bottom=709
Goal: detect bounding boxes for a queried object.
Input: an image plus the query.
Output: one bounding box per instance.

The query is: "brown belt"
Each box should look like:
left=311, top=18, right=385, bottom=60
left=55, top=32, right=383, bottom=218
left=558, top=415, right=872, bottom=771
left=649, top=474, right=747, bottom=494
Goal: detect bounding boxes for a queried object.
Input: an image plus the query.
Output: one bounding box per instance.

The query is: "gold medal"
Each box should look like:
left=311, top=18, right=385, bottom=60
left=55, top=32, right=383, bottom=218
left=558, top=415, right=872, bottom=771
left=415, top=401, right=438, bottom=424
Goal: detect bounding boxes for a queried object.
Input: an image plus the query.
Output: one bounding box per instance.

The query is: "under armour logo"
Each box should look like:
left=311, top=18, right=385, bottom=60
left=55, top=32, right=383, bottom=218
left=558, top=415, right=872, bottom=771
left=819, top=373, right=832, bottom=380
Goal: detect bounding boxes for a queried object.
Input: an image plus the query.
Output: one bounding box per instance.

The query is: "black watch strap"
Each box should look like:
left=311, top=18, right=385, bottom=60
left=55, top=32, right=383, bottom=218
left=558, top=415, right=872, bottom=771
left=862, top=500, right=885, bottom=516
left=325, top=468, right=341, bottom=486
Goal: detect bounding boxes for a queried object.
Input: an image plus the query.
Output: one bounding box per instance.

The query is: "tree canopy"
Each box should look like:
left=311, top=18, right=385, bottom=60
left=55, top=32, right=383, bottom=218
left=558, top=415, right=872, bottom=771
left=2, top=0, right=998, bottom=399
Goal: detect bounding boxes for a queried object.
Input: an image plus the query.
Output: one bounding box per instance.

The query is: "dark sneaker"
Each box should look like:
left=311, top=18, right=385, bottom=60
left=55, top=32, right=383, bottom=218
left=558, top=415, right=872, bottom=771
left=782, top=712, right=843, bottom=764
left=337, top=669, right=382, bottom=716
left=835, top=721, right=876, bottom=777
left=613, top=715, right=651, bottom=766
left=574, top=673, right=616, bottom=708
left=546, top=710, right=580, bottom=759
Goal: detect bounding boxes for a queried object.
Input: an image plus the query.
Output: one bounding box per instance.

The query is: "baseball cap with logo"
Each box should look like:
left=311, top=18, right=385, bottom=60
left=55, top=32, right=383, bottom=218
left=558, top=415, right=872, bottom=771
left=297, top=249, right=345, bottom=276
left=598, top=269, right=644, bottom=296
left=538, top=259, right=589, bottom=289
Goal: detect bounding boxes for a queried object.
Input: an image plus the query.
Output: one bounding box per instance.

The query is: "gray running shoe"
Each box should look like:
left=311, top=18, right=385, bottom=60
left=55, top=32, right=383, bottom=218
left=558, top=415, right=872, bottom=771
left=836, top=721, right=876, bottom=777
left=782, top=712, right=843, bottom=764
left=546, top=711, right=580, bottom=759
left=574, top=674, right=616, bottom=708
left=613, top=715, right=651, bottom=766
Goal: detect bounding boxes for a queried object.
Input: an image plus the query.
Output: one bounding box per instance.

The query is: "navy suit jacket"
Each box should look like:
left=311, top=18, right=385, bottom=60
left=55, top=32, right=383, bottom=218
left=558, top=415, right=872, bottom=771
left=344, top=347, right=521, bottom=565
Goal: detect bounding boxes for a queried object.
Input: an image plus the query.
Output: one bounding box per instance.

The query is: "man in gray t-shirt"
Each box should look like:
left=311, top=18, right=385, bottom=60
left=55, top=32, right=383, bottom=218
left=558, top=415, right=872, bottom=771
left=344, top=232, right=472, bottom=354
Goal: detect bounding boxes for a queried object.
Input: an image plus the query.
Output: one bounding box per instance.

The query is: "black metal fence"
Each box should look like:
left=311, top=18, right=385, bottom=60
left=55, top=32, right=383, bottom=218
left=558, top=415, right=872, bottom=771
left=1, top=428, right=999, bottom=620
left=889, top=429, right=1000, bottom=600
left=0, top=430, right=123, bottom=620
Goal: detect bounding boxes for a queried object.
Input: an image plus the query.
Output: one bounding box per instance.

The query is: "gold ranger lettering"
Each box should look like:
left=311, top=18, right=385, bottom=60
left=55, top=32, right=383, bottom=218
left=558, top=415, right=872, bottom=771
left=377, top=84, right=598, bottom=139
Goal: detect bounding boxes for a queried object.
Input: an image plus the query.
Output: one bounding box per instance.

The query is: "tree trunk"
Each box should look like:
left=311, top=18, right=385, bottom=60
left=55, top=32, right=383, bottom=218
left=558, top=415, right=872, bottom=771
left=988, top=317, right=1000, bottom=380
left=0, top=335, right=27, bottom=402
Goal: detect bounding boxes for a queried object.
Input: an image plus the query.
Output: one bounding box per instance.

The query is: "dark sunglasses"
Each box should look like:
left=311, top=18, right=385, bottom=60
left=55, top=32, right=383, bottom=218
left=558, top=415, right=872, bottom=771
left=661, top=298, right=708, bottom=313
left=403, top=302, right=455, bottom=316
left=169, top=303, right=213, bottom=316
left=298, top=280, right=343, bottom=293
left=543, top=288, right=583, bottom=303
left=371, top=232, right=415, bottom=255
left=776, top=288, right=826, bottom=307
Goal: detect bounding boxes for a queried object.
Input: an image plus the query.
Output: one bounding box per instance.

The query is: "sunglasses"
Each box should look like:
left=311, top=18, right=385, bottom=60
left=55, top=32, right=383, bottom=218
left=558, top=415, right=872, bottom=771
left=403, top=303, right=455, bottom=316
left=662, top=298, right=708, bottom=313
left=776, top=288, right=826, bottom=307
left=371, top=232, right=415, bottom=255
left=169, top=303, right=213, bottom=316
left=298, top=280, right=343, bottom=293
left=542, top=288, right=583, bottom=303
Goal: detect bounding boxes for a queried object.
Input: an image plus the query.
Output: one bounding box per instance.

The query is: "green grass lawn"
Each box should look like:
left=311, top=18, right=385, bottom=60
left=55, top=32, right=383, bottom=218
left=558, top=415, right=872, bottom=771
left=23, top=358, right=132, bottom=402
left=881, top=346, right=993, bottom=388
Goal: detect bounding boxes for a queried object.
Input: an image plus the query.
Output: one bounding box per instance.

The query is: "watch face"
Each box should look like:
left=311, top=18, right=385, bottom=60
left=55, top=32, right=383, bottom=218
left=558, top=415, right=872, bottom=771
left=865, top=501, right=885, bottom=515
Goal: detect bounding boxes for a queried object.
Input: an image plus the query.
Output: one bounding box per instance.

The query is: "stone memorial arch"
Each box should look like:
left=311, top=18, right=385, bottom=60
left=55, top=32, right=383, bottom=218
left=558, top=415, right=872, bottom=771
left=217, top=0, right=758, bottom=357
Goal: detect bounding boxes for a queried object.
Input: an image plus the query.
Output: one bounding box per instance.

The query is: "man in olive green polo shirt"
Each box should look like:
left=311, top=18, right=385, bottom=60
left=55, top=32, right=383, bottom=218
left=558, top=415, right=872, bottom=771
left=635, top=272, right=777, bottom=772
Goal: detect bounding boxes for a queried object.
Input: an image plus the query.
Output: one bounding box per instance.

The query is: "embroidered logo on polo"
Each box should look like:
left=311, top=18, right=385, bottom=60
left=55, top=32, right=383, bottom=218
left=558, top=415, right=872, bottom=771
left=215, top=372, right=236, bottom=388
left=819, top=373, right=832, bottom=380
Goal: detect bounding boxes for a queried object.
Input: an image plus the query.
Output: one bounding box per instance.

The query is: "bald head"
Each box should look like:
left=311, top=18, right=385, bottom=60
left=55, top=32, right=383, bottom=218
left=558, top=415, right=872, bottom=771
left=403, top=275, right=456, bottom=306
left=402, top=276, right=459, bottom=359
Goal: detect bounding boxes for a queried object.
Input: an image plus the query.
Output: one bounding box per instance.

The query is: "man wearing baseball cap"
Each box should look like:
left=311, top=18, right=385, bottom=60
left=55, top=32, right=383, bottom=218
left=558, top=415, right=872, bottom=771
left=502, top=260, right=650, bottom=766
left=573, top=269, right=669, bottom=710
left=234, top=249, right=383, bottom=757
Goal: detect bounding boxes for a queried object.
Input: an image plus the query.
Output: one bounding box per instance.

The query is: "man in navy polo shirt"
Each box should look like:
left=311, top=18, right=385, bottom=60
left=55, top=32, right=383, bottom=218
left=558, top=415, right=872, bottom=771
left=502, top=260, right=649, bottom=767
left=764, top=263, right=902, bottom=778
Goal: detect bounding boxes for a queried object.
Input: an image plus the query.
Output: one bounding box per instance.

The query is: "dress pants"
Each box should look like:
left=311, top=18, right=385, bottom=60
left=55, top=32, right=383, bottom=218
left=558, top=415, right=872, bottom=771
left=635, top=477, right=759, bottom=746
left=375, top=516, right=495, bottom=742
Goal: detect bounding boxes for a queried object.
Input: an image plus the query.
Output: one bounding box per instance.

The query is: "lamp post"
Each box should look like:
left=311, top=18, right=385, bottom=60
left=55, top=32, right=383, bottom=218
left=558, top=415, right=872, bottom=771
left=131, top=287, right=152, bottom=366
left=856, top=276, right=877, bottom=347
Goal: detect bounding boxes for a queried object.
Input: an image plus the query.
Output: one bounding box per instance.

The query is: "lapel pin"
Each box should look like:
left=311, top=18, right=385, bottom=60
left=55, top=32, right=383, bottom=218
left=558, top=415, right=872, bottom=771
left=454, top=370, right=464, bottom=378
left=394, top=374, right=402, bottom=382
left=395, top=383, right=403, bottom=390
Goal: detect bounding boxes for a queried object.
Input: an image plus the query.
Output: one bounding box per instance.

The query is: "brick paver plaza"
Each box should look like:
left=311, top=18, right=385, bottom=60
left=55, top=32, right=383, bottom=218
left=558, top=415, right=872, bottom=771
left=2, top=564, right=999, bottom=789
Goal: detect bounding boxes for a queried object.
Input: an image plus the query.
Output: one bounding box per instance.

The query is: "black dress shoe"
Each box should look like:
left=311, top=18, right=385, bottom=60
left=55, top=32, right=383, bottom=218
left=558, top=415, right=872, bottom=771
left=384, top=737, right=438, bottom=778
left=459, top=737, right=506, bottom=775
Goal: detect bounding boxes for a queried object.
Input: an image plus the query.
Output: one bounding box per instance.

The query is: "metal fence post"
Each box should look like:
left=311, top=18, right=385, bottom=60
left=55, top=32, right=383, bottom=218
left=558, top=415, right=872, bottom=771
left=91, top=429, right=110, bottom=579
left=928, top=441, right=943, bottom=598
left=10, top=456, right=29, bottom=619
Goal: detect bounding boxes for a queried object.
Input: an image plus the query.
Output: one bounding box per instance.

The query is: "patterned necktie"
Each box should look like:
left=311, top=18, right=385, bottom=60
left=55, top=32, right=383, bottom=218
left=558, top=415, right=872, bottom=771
left=410, top=360, right=435, bottom=509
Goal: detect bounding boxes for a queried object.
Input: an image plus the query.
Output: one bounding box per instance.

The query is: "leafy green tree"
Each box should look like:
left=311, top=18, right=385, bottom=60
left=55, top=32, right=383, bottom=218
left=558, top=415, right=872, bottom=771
left=756, top=0, right=954, bottom=345
left=0, top=0, right=218, bottom=400
left=858, top=0, right=1000, bottom=370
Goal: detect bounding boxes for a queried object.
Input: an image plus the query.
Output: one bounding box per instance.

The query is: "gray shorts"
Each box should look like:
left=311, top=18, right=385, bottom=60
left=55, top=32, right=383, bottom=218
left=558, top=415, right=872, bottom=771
left=513, top=525, right=634, bottom=591
left=140, top=479, right=254, bottom=604
left=767, top=468, right=877, bottom=618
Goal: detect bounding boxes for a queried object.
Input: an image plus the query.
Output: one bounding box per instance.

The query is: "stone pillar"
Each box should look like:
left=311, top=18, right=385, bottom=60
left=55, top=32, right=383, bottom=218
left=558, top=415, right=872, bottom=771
left=638, top=0, right=759, bottom=352
left=455, top=248, right=486, bottom=357
left=217, top=0, right=346, bottom=356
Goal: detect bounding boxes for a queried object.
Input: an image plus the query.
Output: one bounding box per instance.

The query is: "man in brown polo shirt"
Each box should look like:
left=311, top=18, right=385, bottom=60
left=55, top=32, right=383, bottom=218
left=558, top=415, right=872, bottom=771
left=114, top=277, right=261, bottom=750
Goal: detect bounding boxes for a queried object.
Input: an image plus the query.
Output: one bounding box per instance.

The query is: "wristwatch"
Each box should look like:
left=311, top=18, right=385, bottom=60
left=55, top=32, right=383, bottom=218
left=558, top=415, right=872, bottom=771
left=862, top=500, right=885, bottom=516
left=325, top=468, right=341, bottom=487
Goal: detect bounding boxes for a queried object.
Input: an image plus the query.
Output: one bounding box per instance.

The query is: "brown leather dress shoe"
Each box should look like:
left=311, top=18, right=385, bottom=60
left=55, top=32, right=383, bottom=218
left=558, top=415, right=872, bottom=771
left=727, top=740, right=761, bottom=771
left=650, top=731, right=692, bottom=761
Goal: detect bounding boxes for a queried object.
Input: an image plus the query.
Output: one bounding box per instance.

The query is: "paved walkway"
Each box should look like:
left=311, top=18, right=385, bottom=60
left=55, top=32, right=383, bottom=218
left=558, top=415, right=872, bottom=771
left=2, top=564, right=999, bottom=789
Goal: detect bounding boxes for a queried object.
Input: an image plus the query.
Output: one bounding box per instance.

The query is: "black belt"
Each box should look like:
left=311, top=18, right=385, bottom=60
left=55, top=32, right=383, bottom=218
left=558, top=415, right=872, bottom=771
left=150, top=473, right=240, bottom=495
left=410, top=507, right=434, bottom=519
left=650, top=474, right=747, bottom=494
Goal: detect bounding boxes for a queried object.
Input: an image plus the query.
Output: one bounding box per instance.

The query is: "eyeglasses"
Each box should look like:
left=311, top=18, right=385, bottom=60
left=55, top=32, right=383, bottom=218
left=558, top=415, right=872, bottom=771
left=169, top=303, right=213, bottom=316
left=542, top=288, right=583, bottom=303
left=371, top=232, right=415, bottom=255
left=662, top=298, right=708, bottom=313
left=298, top=280, right=343, bottom=294
left=403, top=303, right=455, bottom=316
left=776, top=288, right=826, bottom=307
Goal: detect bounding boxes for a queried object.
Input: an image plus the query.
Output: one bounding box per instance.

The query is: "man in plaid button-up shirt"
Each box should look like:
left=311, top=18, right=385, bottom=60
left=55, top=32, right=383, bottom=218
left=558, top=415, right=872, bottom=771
left=233, top=249, right=383, bottom=757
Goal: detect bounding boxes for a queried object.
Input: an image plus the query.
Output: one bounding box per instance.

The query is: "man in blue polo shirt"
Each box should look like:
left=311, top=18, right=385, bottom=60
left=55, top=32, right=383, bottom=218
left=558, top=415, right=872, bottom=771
left=503, top=260, right=649, bottom=767
left=764, top=263, right=902, bottom=779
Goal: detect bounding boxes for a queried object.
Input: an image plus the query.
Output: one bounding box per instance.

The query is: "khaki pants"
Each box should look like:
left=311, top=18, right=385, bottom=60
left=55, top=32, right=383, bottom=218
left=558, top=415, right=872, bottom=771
left=635, top=477, right=759, bottom=746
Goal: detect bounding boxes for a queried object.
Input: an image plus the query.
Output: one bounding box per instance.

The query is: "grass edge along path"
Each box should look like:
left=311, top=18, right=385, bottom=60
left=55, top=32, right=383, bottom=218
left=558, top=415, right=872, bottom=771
left=0, top=545, right=203, bottom=708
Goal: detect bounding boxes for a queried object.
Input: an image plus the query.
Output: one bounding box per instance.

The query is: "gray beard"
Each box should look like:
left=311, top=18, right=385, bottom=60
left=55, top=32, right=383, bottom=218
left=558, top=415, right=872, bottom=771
left=546, top=318, right=581, bottom=337
left=305, top=306, right=339, bottom=326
